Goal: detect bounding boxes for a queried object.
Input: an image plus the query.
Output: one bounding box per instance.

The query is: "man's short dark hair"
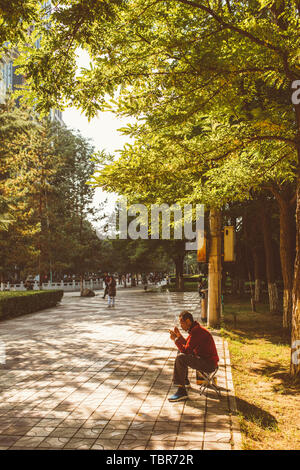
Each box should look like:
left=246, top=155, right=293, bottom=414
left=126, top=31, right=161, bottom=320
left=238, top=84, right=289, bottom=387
left=179, top=311, right=194, bottom=323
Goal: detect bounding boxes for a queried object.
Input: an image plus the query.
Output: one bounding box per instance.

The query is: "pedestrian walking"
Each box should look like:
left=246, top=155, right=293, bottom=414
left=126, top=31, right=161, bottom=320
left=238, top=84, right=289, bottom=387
left=107, top=275, right=116, bottom=308
left=142, top=273, right=148, bottom=291
left=102, top=272, right=110, bottom=299
left=198, top=276, right=205, bottom=298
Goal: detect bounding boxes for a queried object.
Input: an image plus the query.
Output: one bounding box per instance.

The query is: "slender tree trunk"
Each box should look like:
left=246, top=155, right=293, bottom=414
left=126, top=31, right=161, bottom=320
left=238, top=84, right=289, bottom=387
left=231, top=277, right=238, bottom=295
left=38, top=187, right=44, bottom=289
left=260, top=204, right=280, bottom=314
left=80, top=274, right=84, bottom=295
left=208, top=208, right=222, bottom=328
left=291, top=154, right=300, bottom=378
left=170, top=240, right=185, bottom=292
left=252, top=247, right=264, bottom=303
left=238, top=279, right=245, bottom=296
left=273, top=191, right=295, bottom=329
left=175, top=257, right=184, bottom=291
left=79, top=209, right=84, bottom=296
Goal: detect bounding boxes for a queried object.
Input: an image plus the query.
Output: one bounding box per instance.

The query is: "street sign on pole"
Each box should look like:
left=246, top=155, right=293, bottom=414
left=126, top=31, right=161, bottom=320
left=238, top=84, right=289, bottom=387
left=224, top=226, right=235, bottom=262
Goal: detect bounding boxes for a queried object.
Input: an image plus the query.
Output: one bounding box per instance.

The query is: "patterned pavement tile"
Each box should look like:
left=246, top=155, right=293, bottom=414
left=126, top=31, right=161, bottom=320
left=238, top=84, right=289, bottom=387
left=48, top=427, right=78, bottom=438
left=37, top=437, right=70, bottom=449
left=97, top=429, right=127, bottom=440
left=73, top=427, right=103, bottom=439
left=25, top=426, right=56, bottom=437
left=0, top=435, right=20, bottom=448
left=91, top=438, right=122, bottom=450
left=11, top=435, right=46, bottom=448
left=203, top=431, right=232, bottom=443
left=1, top=424, right=35, bottom=436
left=150, top=431, right=179, bottom=441
left=63, top=438, right=96, bottom=450
left=146, top=440, right=176, bottom=450
left=0, top=289, right=241, bottom=450
left=133, top=412, right=157, bottom=422
left=128, top=421, right=155, bottom=431
left=36, top=417, right=65, bottom=427
left=118, top=439, right=149, bottom=450
left=173, top=441, right=203, bottom=450
left=123, top=430, right=152, bottom=440
left=203, top=441, right=232, bottom=450
left=59, top=418, right=87, bottom=427
left=178, top=423, right=205, bottom=432
left=153, top=421, right=180, bottom=431
left=104, top=421, right=132, bottom=431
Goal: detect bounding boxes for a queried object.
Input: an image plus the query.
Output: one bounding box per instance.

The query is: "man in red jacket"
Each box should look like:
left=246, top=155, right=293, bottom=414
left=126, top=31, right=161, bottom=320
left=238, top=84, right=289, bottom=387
left=168, top=310, right=219, bottom=402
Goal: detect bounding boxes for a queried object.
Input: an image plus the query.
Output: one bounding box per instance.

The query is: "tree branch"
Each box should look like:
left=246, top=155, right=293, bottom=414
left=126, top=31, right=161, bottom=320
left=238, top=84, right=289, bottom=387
left=175, top=0, right=284, bottom=55
left=210, top=136, right=296, bottom=162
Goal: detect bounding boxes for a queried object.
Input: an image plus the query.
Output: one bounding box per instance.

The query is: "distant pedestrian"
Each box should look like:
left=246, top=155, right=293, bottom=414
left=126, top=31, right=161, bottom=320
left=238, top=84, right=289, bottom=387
left=142, top=273, right=148, bottom=291
left=107, top=275, right=116, bottom=308
left=198, top=277, right=205, bottom=298
left=102, top=272, right=110, bottom=299
left=199, top=276, right=208, bottom=298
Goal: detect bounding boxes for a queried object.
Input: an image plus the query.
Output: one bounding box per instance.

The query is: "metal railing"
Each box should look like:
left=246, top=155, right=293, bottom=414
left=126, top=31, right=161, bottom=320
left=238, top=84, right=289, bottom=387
left=0, top=279, right=104, bottom=292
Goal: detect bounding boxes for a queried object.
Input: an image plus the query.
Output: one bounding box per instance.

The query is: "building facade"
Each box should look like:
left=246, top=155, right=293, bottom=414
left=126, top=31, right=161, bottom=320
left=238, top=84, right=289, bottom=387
left=0, top=1, right=64, bottom=125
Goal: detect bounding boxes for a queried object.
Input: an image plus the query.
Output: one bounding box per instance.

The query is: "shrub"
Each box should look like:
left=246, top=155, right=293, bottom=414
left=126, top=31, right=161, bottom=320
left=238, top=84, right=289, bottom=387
left=0, top=290, right=64, bottom=321
left=161, top=281, right=198, bottom=292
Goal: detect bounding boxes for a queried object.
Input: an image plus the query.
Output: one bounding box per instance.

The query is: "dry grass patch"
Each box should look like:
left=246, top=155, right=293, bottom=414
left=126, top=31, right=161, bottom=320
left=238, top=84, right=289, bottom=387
left=221, top=296, right=300, bottom=450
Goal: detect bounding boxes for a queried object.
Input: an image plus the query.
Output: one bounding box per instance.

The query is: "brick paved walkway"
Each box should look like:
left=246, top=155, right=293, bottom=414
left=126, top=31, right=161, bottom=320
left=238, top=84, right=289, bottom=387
left=0, top=288, right=241, bottom=450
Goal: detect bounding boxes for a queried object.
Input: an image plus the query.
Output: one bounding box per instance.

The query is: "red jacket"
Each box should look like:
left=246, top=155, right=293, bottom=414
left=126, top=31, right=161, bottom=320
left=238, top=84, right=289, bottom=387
left=175, top=321, right=219, bottom=367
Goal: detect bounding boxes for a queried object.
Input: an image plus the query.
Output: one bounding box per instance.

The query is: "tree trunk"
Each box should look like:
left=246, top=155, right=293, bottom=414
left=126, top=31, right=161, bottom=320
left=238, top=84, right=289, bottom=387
left=279, top=199, right=295, bottom=329
left=238, top=279, right=245, bottom=296
left=208, top=208, right=222, bottom=328
left=260, top=204, right=280, bottom=314
left=231, top=278, right=238, bottom=295
left=291, top=163, right=300, bottom=378
left=252, top=247, right=264, bottom=303
left=175, top=257, right=184, bottom=291
left=271, top=188, right=295, bottom=329
left=80, top=274, right=84, bottom=295
left=254, top=279, right=262, bottom=303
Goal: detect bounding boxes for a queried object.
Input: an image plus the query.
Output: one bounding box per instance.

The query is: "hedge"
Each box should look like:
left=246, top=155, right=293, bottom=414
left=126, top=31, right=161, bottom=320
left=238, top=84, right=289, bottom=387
left=161, top=281, right=198, bottom=292
left=170, top=276, right=206, bottom=283
left=0, top=290, right=64, bottom=321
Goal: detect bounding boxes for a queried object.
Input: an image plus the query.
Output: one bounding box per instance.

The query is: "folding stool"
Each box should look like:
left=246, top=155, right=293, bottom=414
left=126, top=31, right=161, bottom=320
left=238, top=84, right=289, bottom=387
left=198, top=366, right=221, bottom=398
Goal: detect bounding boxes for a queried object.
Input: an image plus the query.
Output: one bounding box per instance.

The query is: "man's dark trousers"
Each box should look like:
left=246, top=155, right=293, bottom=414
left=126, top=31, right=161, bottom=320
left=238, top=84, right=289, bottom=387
left=173, top=352, right=216, bottom=386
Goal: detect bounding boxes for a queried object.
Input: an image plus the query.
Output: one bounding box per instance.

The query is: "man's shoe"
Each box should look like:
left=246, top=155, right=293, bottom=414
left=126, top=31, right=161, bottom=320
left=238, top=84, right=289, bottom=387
left=168, top=387, right=188, bottom=402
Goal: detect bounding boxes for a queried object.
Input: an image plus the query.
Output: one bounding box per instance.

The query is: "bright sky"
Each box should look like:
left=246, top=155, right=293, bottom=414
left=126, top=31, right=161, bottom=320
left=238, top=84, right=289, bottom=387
left=63, top=107, right=132, bottom=211
left=62, top=50, right=134, bottom=213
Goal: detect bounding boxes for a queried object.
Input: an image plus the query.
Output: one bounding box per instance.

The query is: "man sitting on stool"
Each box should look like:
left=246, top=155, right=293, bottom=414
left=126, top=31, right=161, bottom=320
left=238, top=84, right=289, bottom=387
left=168, top=310, right=219, bottom=402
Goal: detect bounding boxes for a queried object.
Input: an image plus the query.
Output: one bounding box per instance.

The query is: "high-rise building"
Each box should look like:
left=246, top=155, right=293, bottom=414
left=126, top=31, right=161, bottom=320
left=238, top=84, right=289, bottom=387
left=0, top=57, right=14, bottom=102
left=0, top=1, right=64, bottom=125
left=0, top=47, right=26, bottom=105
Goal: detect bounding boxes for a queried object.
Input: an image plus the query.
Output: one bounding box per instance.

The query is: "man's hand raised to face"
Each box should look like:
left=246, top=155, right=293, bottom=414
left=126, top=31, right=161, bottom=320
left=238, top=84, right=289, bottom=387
left=174, top=326, right=181, bottom=338
left=169, top=326, right=182, bottom=342
left=169, top=329, right=177, bottom=341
